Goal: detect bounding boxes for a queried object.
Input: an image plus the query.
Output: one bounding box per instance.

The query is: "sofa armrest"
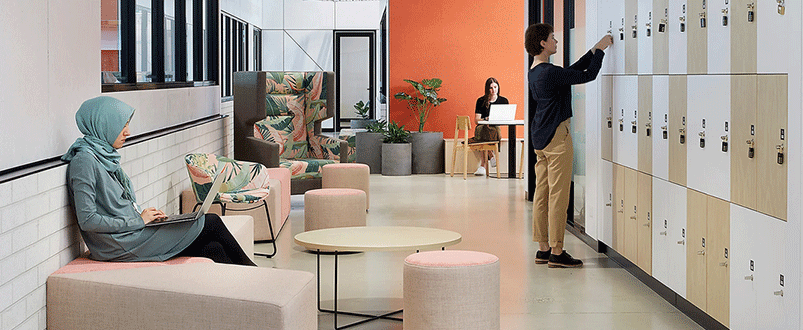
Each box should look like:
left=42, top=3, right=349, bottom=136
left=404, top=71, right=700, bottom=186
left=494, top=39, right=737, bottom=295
left=309, top=134, right=349, bottom=161
left=244, top=136, right=281, bottom=168
left=339, top=140, right=351, bottom=163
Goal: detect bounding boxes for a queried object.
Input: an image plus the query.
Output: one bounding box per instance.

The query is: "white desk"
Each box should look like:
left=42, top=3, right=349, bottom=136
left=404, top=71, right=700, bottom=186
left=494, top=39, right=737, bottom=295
left=478, top=120, right=526, bottom=178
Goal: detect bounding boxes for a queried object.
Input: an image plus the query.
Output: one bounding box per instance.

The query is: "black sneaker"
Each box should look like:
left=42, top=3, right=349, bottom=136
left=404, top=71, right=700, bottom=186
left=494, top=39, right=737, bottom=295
left=548, top=251, right=583, bottom=268
left=535, top=248, right=551, bottom=264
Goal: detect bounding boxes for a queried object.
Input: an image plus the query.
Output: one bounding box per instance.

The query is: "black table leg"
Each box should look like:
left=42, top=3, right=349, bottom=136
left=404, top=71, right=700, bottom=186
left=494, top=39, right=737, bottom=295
left=508, top=124, right=517, bottom=178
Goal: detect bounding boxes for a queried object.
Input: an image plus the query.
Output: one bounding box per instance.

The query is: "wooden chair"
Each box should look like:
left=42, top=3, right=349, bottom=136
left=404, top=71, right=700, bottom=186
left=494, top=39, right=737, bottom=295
left=450, top=116, right=500, bottom=179
left=519, top=139, right=526, bottom=179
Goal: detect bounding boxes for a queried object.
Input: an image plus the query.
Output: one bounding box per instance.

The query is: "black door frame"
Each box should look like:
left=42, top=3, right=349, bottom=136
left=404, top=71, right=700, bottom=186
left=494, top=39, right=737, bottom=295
left=333, top=30, right=376, bottom=132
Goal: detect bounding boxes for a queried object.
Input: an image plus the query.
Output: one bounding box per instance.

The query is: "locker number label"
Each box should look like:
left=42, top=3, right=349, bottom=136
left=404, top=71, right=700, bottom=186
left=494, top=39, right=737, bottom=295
left=682, top=228, right=686, bottom=238
left=751, top=125, right=755, bottom=136
left=780, top=129, right=785, bottom=140
left=750, top=259, right=754, bottom=271
left=724, top=248, right=728, bottom=259
left=780, top=274, right=785, bottom=287
left=702, top=237, right=706, bottom=248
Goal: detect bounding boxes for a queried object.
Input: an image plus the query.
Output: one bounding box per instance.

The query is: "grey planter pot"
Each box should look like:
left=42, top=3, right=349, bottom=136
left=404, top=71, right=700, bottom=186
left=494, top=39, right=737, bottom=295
left=381, top=143, right=412, bottom=176
left=355, top=132, right=384, bottom=174
left=350, top=119, right=377, bottom=129
left=410, top=131, right=445, bottom=174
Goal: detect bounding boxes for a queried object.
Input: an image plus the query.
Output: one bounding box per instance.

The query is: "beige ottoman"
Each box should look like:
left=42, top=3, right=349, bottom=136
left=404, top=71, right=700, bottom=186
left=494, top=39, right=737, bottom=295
left=321, top=163, right=370, bottom=210
left=403, top=250, right=500, bottom=330
left=304, top=188, right=367, bottom=232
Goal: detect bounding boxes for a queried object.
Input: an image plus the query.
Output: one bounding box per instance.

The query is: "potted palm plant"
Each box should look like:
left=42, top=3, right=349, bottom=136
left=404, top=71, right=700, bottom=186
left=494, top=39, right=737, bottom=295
left=394, top=78, right=447, bottom=174
left=381, top=121, right=412, bottom=176
left=356, top=119, right=386, bottom=174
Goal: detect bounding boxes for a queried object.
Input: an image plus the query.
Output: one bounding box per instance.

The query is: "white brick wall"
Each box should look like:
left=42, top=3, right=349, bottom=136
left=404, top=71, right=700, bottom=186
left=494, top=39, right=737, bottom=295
left=0, top=116, right=231, bottom=329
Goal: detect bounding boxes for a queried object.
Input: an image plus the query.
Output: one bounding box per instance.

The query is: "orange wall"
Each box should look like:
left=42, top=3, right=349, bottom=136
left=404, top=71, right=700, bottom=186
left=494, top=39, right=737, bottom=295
left=389, top=0, right=526, bottom=138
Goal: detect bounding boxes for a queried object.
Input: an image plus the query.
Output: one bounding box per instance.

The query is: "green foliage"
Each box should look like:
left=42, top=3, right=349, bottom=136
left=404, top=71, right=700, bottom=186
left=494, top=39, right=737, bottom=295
left=354, top=100, right=371, bottom=119
left=383, top=121, right=411, bottom=144
left=394, top=78, right=447, bottom=132
left=365, top=119, right=388, bottom=133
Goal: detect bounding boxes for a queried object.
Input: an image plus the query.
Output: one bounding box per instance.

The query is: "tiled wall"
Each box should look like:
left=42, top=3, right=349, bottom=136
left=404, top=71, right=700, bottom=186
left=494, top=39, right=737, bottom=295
left=0, top=103, right=233, bottom=329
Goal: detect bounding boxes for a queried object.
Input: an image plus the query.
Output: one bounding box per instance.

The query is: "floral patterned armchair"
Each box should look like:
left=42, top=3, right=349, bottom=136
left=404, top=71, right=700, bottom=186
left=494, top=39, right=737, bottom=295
left=234, top=71, right=349, bottom=194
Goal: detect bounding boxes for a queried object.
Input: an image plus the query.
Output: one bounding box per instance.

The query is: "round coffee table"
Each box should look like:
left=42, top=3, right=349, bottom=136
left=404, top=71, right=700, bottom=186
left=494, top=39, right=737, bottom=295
left=294, top=226, right=462, bottom=329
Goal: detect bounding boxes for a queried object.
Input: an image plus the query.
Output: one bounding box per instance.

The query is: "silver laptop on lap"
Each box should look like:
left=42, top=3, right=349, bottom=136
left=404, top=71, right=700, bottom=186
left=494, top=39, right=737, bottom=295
left=146, top=170, right=225, bottom=226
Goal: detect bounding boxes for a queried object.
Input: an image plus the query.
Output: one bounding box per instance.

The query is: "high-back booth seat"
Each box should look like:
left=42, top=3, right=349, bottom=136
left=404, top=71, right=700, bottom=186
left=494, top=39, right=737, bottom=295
left=234, top=71, right=350, bottom=195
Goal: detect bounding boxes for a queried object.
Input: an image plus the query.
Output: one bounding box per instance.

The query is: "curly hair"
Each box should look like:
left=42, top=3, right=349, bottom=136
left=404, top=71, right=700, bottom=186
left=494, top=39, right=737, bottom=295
left=525, top=23, right=553, bottom=57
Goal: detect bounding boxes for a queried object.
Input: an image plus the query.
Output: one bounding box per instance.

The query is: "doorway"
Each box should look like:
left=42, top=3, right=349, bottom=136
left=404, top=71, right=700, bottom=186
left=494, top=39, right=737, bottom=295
left=334, top=31, right=376, bottom=131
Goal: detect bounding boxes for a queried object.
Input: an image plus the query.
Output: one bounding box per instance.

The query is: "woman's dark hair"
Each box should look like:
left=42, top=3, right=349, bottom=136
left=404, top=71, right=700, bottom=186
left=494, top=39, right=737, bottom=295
left=525, top=23, right=553, bottom=57
left=483, top=77, right=501, bottom=108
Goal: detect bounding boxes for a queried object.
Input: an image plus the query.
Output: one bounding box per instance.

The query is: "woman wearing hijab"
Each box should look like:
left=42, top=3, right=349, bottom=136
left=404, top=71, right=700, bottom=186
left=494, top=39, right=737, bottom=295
left=63, top=96, right=255, bottom=265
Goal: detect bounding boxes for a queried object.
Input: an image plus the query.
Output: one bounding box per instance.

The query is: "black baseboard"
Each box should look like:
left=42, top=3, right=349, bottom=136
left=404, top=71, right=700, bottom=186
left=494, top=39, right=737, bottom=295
left=567, top=228, right=729, bottom=330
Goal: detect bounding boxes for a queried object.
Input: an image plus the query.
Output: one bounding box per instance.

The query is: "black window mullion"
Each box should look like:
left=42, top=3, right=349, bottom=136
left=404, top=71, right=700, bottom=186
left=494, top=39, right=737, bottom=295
left=193, top=0, right=203, bottom=80
left=206, top=0, right=219, bottom=84
left=176, top=0, right=187, bottom=82
left=152, top=0, right=165, bottom=82
left=226, top=17, right=232, bottom=96
left=121, top=0, right=136, bottom=83
left=244, top=23, right=249, bottom=71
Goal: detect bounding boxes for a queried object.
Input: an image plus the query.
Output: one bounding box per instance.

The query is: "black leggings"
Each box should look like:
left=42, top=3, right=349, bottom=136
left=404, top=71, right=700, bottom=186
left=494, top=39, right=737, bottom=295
left=178, top=214, right=257, bottom=266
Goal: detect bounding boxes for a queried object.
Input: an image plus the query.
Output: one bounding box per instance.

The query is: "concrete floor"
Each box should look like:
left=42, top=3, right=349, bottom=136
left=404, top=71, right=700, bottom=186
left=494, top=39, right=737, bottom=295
left=254, top=174, right=703, bottom=330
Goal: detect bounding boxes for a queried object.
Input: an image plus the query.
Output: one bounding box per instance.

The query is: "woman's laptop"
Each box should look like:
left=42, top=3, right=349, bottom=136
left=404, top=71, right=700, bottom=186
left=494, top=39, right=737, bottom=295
left=488, top=104, right=517, bottom=121
left=146, top=171, right=225, bottom=226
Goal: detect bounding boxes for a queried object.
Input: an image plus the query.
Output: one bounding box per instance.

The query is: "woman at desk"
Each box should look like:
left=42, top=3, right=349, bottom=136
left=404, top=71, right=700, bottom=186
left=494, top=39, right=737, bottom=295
left=471, top=77, right=509, bottom=176
left=63, top=96, right=255, bottom=266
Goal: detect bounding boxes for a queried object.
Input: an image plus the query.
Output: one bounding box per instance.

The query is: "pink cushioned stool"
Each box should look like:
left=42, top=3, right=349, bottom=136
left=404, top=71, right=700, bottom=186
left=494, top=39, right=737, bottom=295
left=321, top=163, right=370, bottom=210
left=403, top=250, right=500, bottom=330
left=304, top=188, right=367, bottom=232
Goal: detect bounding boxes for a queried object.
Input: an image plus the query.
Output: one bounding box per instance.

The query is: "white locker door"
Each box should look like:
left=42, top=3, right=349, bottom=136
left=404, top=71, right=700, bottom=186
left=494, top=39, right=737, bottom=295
left=638, top=1, right=654, bottom=74
left=756, top=0, right=801, bottom=74
left=687, top=75, right=731, bottom=200
left=707, top=0, right=731, bottom=73
left=613, top=3, right=627, bottom=75
left=755, top=214, right=788, bottom=329
left=668, top=183, right=688, bottom=297
left=612, top=76, right=625, bottom=166
left=601, top=160, right=614, bottom=245
left=622, top=75, right=639, bottom=170
left=652, top=177, right=671, bottom=286
left=668, top=0, right=688, bottom=74
left=730, top=204, right=758, bottom=330
left=602, top=75, right=614, bottom=161
left=652, top=75, right=670, bottom=180
left=599, top=0, right=621, bottom=75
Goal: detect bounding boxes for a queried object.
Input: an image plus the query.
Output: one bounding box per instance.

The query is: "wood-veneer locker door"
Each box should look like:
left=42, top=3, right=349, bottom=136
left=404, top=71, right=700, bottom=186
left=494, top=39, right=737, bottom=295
left=613, top=163, right=626, bottom=253
left=707, top=0, right=731, bottom=74
left=637, top=171, right=653, bottom=274
left=730, top=0, right=757, bottom=74
left=686, top=0, right=707, bottom=74
left=638, top=75, right=653, bottom=174
left=706, top=195, right=730, bottom=327
left=602, top=75, right=614, bottom=162
left=624, top=167, right=639, bottom=262
left=686, top=188, right=707, bottom=311
left=756, top=74, right=787, bottom=221
left=625, top=0, right=639, bottom=74
left=602, top=160, right=615, bottom=245
left=668, top=75, right=687, bottom=186
left=730, top=75, right=757, bottom=209
left=652, top=0, right=669, bottom=74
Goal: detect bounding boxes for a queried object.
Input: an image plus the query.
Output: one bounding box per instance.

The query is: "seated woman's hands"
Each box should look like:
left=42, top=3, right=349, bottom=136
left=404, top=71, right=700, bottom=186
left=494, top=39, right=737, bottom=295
left=141, top=207, right=167, bottom=224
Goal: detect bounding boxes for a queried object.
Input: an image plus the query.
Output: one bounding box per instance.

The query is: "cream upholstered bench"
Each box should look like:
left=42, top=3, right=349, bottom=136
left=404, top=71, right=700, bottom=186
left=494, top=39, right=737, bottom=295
left=403, top=250, right=501, bottom=330
left=303, top=188, right=367, bottom=232
left=321, top=163, right=370, bottom=210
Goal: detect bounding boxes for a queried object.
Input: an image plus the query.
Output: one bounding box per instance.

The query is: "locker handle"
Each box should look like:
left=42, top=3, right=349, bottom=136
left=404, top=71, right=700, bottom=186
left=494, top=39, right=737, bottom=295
left=606, top=203, right=612, bottom=206
left=643, top=223, right=650, bottom=227
left=746, top=139, right=754, bottom=146
left=631, top=120, right=637, bottom=125
left=776, top=144, right=785, bottom=152
left=677, top=240, right=685, bottom=245
left=618, top=210, right=624, bottom=213
left=659, top=231, right=667, bottom=236
left=645, top=122, right=652, bottom=128
left=697, top=250, right=705, bottom=255
left=719, top=261, right=729, bottom=267
left=744, top=275, right=754, bottom=281
left=774, top=290, right=784, bottom=297
left=698, top=131, right=705, bottom=138
left=661, top=125, right=667, bottom=130
left=720, top=135, right=728, bottom=142
left=606, top=116, right=612, bottom=121
left=630, top=215, right=637, bottom=220
left=678, top=128, right=686, bottom=133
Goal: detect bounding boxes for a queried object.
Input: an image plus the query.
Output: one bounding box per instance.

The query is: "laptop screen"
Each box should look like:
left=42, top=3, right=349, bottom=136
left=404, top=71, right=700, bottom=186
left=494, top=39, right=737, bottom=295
left=488, top=104, right=517, bottom=121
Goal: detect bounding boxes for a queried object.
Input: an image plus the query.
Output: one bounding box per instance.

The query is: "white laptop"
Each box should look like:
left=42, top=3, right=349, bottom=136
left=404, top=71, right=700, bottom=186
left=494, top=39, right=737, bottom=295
left=146, top=169, right=225, bottom=226
left=488, top=104, right=517, bottom=121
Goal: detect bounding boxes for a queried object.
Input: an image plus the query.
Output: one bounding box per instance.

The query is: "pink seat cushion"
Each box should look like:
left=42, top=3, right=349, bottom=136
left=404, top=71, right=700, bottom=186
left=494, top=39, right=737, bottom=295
left=323, top=163, right=369, bottom=170
left=404, top=250, right=499, bottom=267
left=52, top=256, right=214, bottom=275
left=305, top=188, right=364, bottom=197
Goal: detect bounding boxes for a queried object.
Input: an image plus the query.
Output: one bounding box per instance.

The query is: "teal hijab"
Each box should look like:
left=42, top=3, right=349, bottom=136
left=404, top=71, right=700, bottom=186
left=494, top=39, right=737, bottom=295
left=62, top=96, right=136, bottom=202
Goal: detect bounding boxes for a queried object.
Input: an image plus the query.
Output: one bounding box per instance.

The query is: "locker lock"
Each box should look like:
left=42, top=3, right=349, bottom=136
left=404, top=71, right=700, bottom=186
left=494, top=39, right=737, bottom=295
left=631, top=120, right=638, bottom=134
left=721, top=135, right=728, bottom=152
left=721, top=8, right=728, bottom=26
left=776, top=144, right=785, bottom=164
left=632, top=25, right=638, bottom=38
left=606, top=116, right=612, bottom=129
left=659, top=19, right=667, bottom=33
left=747, top=4, right=755, bottom=22
left=646, top=22, right=652, bottom=37
left=777, top=0, right=785, bottom=15
left=679, top=128, right=686, bottom=144
left=619, top=118, right=624, bottom=131
left=645, top=122, right=652, bottom=137
left=746, top=139, right=755, bottom=158
left=699, top=12, right=707, bottom=28
left=661, top=125, right=668, bottom=140
left=679, top=16, right=686, bottom=32
left=619, top=27, right=625, bottom=40
left=698, top=131, right=706, bottom=148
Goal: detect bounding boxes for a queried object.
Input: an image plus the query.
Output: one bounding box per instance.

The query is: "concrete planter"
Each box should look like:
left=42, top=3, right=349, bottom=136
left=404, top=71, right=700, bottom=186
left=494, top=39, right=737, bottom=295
left=350, top=119, right=377, bottom=129
left=355, top=132, right=384, bottom=174
left=381, top=143, right=412, bottom=176
left=410, top=131, right=445, bottom=174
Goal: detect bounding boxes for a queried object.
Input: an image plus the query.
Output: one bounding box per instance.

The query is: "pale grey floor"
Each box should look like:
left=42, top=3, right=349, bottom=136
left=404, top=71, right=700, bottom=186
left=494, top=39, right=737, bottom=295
left=254, top=174, right=703, bottom=330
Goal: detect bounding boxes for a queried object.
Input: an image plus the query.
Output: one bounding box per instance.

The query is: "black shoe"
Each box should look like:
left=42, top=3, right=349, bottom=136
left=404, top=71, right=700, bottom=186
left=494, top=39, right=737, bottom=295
left=535, top=248, right=551, bottom=264
left=548, top=251, right=583, bottom=268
